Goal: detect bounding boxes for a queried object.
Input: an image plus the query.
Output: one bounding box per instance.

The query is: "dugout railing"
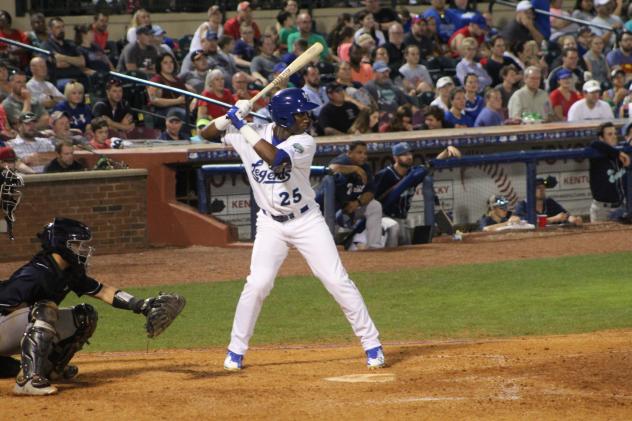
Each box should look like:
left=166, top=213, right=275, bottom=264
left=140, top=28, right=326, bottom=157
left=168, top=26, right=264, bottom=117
left=428, top=146, right=632, bottom=227
left=198, top=146, right=632, bottom=242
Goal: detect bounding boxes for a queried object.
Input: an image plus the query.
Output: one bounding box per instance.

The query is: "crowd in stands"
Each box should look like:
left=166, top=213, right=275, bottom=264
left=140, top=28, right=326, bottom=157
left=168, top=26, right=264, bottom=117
left=0, top=0, right=631, bottom=174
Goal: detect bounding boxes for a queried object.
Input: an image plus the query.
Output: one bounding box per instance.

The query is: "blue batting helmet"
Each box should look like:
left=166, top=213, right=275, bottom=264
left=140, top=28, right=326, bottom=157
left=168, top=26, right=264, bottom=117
left=268, top=88, right=319, bottom=128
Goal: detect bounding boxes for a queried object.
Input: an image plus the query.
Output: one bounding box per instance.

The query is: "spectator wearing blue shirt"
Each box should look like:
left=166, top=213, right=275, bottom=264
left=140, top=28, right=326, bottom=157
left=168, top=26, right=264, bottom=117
left=444, top=87, right=474, bottom=127
left=233, top=22, right=257, bottom=69
left=422, top=0, right=462, bottom=43
left=53, top=81, right=92, bottom=133
left=475, top=88, right=505, bottom=127
left=463, top=72, right=485, bottom=121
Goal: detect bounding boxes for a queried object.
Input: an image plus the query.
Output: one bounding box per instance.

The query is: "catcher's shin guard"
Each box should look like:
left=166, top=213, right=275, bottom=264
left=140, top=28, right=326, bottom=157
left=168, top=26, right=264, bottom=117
left=48, top=303, right=98, bottom=376
left=17, top=301, right=58, bottom=389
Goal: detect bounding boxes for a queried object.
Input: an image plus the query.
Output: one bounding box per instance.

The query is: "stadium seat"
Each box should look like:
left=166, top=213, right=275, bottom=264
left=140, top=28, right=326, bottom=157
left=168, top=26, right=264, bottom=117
left=126, top=126, right=161, bottom=140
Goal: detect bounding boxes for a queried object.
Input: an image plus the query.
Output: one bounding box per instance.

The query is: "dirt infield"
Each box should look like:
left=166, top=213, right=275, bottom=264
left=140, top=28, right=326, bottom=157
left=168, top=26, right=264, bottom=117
left=1, top=225, right=632, bottom=419
left=2, top=332, right=632, bottom=419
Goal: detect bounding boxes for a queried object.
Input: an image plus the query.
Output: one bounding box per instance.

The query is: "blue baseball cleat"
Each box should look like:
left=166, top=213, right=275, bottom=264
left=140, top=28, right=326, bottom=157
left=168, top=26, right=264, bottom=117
left=224, top=350, right=243, bottom=371
left=366, top=346, right=385, bottom=369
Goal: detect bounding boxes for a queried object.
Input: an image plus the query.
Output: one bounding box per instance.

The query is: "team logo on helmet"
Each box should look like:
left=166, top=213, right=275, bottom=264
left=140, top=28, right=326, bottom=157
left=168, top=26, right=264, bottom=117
left=251, top=159, right=291, bottom=184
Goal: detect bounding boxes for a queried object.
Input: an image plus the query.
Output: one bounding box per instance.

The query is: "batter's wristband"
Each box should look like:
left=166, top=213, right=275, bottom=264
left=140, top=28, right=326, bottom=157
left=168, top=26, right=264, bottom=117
left=240, top=124, right=261, bottom=147
left=213, top=115, right=231, bottom=131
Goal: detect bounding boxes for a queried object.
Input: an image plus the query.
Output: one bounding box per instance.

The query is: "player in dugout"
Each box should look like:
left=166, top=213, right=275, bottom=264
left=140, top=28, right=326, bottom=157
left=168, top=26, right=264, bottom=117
left=513, top=176, right=583, bottom=226
left=374, top=142, right=461, bottom=246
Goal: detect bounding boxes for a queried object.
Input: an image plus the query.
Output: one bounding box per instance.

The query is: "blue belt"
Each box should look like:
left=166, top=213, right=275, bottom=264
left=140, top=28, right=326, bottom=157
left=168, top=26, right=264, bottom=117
left=262, top=205, right=309, bottom=222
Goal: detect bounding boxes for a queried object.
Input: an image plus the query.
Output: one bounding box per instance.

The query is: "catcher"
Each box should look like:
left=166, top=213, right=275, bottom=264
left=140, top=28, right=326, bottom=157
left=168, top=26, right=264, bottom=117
left=0, top=217, right=185, bottom=396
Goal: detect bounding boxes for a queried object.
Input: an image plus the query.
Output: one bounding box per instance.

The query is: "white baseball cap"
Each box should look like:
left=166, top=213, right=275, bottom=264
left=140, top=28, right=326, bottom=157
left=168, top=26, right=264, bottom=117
left=583, top=79, right=601, bottom=93
left=436, top=76, right=454, bottom=89
left=594, top=0, right=611, bottom=6
left=516, top=0, right=532, bottom=12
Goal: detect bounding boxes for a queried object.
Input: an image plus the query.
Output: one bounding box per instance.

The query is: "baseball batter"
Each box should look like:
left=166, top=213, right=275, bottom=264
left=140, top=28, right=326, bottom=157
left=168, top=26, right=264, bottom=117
left=201, top=88, right=384, bottom=370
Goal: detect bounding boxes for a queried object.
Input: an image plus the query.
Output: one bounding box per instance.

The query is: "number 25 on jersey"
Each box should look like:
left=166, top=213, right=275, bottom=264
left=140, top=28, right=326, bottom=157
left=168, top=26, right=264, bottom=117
left=279, top=188, right=302, bottom=206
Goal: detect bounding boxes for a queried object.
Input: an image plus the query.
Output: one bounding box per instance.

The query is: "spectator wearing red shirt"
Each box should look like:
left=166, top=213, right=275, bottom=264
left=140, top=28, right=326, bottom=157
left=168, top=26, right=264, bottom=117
left=147, top=53, right=188, bottom=129
left=197, top=69, right=234, bottom=122
left=0, top=10, right=30, bottom=68
left=448, top=13, right=488, bottom=58
left=224, top=1, right=261, bottom=43
left=89, top=117, right=112, bottom=150
left=92, top=12, right=109, bottom=51
left=549, top=69, right=581, bottom=121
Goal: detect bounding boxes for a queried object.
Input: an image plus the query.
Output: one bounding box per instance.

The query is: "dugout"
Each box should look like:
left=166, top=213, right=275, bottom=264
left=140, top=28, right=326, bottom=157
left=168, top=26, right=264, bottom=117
left=66, top=119, right=625, bottom=247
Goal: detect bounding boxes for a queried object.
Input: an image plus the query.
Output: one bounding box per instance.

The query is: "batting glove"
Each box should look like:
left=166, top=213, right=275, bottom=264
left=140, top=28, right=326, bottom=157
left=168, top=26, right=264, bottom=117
left=227, top=106, right=246, bottom=129
left=235, top=99, right=252, bottom=117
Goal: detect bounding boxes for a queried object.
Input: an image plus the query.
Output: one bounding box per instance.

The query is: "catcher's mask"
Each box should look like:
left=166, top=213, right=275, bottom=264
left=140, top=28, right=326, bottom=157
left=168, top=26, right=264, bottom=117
left=0, top=168, right=24, bottom=222
left=38, top=217, right=94, bottom=269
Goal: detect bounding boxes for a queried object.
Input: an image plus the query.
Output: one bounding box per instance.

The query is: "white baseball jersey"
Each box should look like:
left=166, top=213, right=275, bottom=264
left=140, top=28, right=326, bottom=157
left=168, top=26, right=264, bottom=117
left=222, top=122, right=316, bottom=217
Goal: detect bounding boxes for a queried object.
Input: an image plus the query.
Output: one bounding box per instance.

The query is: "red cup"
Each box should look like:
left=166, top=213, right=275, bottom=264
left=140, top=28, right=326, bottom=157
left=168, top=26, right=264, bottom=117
left=537, top=214, right=547, bottom=228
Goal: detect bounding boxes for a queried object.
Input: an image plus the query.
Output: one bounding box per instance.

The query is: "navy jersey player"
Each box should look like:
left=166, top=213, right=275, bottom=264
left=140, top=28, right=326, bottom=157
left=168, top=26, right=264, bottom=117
left=374, top=142, right=461, bottom=245
left=327, top=141, right=384, bottom=250
left=0, top=218, right=183, bottom=395
left=200, top=90, right=384, bottom=371
left=588, top=122, right=630, bottom=222
left=513, top=177, right=583, bottom=225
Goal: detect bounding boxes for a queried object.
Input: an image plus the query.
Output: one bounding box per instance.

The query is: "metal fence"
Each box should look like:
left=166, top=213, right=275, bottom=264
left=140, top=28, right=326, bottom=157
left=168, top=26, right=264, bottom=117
left=17, top=0, right=424, bottom=17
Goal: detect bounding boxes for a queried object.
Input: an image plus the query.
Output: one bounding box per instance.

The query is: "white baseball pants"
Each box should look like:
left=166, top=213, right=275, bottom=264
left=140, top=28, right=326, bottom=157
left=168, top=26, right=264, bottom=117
left=227, top=208, right=381, bottom=355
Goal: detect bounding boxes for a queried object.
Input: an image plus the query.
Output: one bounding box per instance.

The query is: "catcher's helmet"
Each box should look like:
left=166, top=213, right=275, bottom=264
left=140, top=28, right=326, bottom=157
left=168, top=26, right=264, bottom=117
left=268, top=88, right=319, bottom=128
left=0, top=168, right=23, bottom=223
left=38, top=217, right=94, bottom=269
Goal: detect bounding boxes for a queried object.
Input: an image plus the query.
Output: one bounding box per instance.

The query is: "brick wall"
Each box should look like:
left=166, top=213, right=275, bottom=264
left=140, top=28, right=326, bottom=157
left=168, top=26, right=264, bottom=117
left=0, top=169, right=148, bottom=261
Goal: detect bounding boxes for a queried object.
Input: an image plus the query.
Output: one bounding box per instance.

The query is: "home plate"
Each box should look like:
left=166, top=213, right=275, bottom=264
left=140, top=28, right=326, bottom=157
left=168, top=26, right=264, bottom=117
left=324, top=373, right=396, bottom=383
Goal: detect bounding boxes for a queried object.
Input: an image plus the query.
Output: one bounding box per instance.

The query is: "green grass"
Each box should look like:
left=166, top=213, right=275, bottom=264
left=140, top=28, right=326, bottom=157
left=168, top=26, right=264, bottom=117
left=62, top=252, right=632, bottom=352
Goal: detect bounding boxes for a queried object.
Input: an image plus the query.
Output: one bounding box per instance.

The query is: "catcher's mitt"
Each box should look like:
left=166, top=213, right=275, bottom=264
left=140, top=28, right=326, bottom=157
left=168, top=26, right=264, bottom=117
left=140, top=292, right=186, bottom=338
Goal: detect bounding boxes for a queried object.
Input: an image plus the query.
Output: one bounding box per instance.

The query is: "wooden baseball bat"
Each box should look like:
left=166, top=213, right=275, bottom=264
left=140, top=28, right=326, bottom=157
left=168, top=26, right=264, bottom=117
left=249, top=42, right=324, bottom=105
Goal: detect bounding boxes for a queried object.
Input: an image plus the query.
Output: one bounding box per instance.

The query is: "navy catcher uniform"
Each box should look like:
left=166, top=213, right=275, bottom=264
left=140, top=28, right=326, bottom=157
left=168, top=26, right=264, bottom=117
left=0, top=218, right=184, bottom=395
left=200, top=89, right=384, bottom=371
